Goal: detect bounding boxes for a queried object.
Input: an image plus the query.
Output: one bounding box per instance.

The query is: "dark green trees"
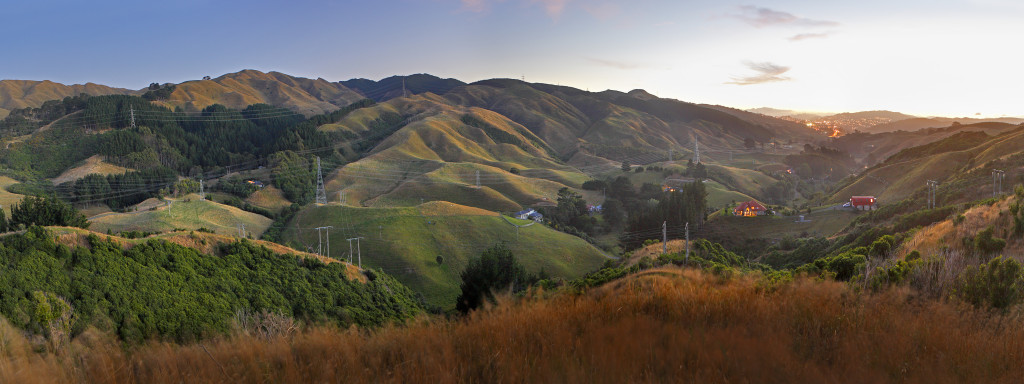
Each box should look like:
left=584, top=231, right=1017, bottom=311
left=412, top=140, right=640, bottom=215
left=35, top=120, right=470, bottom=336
left=9, top=195, right=89, bottom=229
left=456, top=243, right=533, bottom=313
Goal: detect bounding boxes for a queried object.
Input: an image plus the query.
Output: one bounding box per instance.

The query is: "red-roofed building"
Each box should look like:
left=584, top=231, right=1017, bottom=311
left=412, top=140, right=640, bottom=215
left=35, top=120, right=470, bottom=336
left=734, top=200, right=768, bottom=217
left=850, top=196, right=877, bottom=211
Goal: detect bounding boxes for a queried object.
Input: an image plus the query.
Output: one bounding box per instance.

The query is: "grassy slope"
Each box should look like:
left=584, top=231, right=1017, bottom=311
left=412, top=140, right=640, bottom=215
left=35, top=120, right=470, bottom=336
left=245, top=185, right=292, bottom=213
left=705, top=163, right=778, bottom=199
left=282, top=201, right=607, bottom=308
left=830, top=128, right=1024, bottom=204
left=51, top=155, right=132, bottom=184
left=88, top=195, right=272, bottom=237
left=0, top=176, right=25, bottom=213
left=707, top=208, right=859, bottom=240
left=324, top=96, right=587, bottom=211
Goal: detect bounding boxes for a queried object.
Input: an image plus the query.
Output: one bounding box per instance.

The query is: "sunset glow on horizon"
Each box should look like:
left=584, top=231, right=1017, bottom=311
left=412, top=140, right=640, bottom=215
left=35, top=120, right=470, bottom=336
left=2, top=0, right=1021, bottom=118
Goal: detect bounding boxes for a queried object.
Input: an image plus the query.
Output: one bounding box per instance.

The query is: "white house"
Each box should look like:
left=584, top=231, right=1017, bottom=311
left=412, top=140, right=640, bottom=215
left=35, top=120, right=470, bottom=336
left=514, top=208, right=536, bottom=220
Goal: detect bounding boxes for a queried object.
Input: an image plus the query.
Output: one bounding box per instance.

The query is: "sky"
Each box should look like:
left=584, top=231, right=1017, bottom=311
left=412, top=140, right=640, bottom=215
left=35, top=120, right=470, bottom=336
left=2, top=0, right=1021, bottom=118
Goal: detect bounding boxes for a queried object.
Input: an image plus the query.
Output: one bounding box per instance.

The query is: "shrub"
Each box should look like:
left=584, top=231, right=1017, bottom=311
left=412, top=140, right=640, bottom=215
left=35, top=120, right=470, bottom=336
left=812, top=251, right=866, bottom=281
left=953, top=256, right=1023, bottom=310
left=869, top=235, right=896, bottom=258
left=456, top=243, right=533, bottom=313
left=974, top=226, right=1006, bottom=254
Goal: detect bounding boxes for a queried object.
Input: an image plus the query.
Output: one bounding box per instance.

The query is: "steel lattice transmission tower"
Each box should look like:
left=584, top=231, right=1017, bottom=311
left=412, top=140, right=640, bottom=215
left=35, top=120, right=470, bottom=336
left=129, top=105, right=136, bottom=129
left=693, top=139, right=700, bottom=164
left=315, top=156, right=328, bottom=205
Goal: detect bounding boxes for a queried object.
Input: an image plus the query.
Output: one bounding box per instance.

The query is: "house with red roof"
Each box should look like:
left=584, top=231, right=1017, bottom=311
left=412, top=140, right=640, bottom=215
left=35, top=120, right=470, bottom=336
left=733, top=200, right=768, bottom=217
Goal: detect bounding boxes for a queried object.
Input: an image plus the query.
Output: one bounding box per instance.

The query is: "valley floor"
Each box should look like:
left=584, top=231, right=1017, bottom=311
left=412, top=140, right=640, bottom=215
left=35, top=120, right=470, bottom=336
left=3, top=267, right=1024, bottom=383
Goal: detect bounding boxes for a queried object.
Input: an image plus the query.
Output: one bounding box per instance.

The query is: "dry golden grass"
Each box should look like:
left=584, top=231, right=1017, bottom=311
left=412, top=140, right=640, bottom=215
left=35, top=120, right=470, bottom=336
left=900, top=196, right=1021, bottom=258
left=5, top=268, right=1024, bottom=383
left=51, top=155, right=132, bottom=185
left=0, top=176, right=26, bottom=213
left=623, top=239, right=689, bottom=266
left=244, top=185, right=291, bottom=212
left=417, top=201, right=495, bottom=216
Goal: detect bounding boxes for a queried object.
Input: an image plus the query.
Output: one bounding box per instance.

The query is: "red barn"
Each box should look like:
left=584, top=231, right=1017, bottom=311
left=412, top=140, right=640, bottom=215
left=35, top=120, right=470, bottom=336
left=734, top=200, right=768, bottom=217
left=850, top=196, right=877, bottom=211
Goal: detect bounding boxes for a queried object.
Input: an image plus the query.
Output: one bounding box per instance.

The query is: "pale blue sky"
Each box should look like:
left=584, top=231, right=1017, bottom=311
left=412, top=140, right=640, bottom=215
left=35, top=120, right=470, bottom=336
left=2, top=0, right=1020, bottom=117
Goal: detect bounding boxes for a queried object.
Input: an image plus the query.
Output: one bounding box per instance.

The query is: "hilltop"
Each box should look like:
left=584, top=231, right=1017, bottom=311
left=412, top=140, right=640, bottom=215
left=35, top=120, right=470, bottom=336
left=156, top=70, right=365, bottom=116
left=0, top=80, right=133, bottom=118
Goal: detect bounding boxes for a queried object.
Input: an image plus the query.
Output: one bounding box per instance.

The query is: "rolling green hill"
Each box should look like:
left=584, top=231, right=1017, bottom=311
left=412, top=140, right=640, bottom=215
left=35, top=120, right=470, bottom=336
left=88, top=195, right=273, bottom=237
left=281, top=201, right=608, bottom=308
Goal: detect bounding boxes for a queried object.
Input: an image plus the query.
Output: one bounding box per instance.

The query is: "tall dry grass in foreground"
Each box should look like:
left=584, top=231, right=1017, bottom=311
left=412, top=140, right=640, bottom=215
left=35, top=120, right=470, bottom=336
left=4, top=268, right=1024, bottom=383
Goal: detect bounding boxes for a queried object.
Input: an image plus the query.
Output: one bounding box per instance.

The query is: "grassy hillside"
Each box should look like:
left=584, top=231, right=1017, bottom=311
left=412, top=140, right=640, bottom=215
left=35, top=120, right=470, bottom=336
left=157, top=70, right=364, bottom=116
left=281, top=202, right=608, bottom=308
left=0, top=176, right=26, bottom=213
left=323, top=96, right=587, bottom=211
left=51, top=155, right=132, bottom=184
left=0, top=79, right=133, bottom=112
left=88, top=195, right=272, bottom=237
left=829, top=127, right=1024, bottom=204
left=245, top=185, right=292, bottom=213
left=707, top=208, right=859, bottom=240
left=705, top=163, right=778, bottom=200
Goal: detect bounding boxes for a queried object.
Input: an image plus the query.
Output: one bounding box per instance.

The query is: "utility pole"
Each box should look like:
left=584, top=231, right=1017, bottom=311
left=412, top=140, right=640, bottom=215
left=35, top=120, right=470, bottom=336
left=926, top=180, right=938, bottom=209
left=199, top=179, right=205, bottom=199
left=993, top=170, right=1005, bottom=197
left=402, top=78, right=407, bottom=98
left=685, top=222, right=690, bottom=265
left=662, top=221, right=667, bottom=255
left=238, top=223, right=246, bottom=238
left=347, top=237, right=364, bottom=267
left=693, top=139, right=700, bottom=164
left=315, top=226, right=333, bottom=258
left=315, top=156, right=327, bottom=205
left=338, top=191, right=344, bottom=205
left=129, top=105, right=136, bottom=129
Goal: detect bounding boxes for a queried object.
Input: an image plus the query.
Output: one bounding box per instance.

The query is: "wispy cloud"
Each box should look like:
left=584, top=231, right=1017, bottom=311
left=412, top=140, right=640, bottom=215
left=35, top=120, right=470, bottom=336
left=732, top=5, right=838, bottom=28
left=587, top=57, right=644, bottom=70
left=788, top=31, right=833, bottom=41
left=726, top=61, right=791, bottom=85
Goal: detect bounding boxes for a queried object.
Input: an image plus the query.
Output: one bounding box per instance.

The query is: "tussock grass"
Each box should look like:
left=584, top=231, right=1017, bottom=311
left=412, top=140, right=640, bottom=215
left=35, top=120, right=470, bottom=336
left=5, top=268, right=1024, bottom=383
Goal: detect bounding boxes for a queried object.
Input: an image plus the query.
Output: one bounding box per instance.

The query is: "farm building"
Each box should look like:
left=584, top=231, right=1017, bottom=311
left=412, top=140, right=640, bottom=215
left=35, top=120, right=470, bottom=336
left=514, top=209, right=536, bottom=220
left=850, top=196, right=877, bottom=211
left=514, top=208, right=544, bottom=222
left=734, top=200, right=768, bottom=217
